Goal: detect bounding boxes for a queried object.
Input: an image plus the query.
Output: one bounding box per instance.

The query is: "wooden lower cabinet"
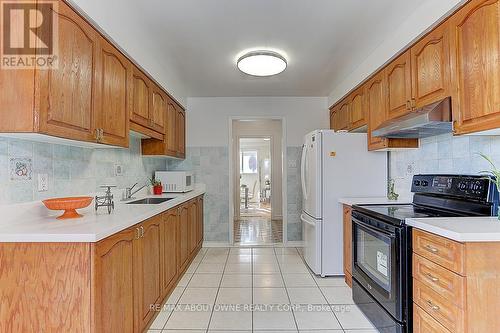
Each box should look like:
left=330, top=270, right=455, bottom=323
left=161, top=209, right=179, bottom=297
left=94, top=228, right=136, bottom=333
left=412, top=229, right=500, bottom=332
left=0, top=195, right=204, bottom=333
left=188, top=199, right=198, bottom=255
left=342, top=205, right=352, bottom=288
left=134, top=215, right=163, bottom=331
left=178, top=202, right=190, bottom=271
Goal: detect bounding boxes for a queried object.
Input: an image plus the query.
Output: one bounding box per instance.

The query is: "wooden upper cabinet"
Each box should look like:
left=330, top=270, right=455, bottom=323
left=349, top=85, right=367, bottom=130
left=151, top=88, right=167, bottom=134
left=36, top=1, right=98, bottom=142
left=330, top=99, right=350, bottom=131
left=177, top=109, right=186, bottom=158
left=131, top=68, right=152, bottom=129
left=166, top=100, right=179, bottom=156
left=94, top=229, right=135, bottom=333
left=95, top=37, right=130, bottom=147
left=411, top=21, right=451, bottom=108
left=449, top=0, right=500, bottom=135
left=367, top=72, right=389, bottom=150
left=385, top=50, right=412, bottom=120
left=134, top=216, right=162, bottom=332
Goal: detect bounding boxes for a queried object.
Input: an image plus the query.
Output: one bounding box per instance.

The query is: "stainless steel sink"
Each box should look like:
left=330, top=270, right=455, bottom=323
left=126, top=197, right=173, bottom=205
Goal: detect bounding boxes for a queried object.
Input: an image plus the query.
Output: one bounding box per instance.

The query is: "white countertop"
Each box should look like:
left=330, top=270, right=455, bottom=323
left=338, top=196, right=412, bottom=206
left=0, top=184, right=206, bottom=243
left=406, top=216, right=500, bottom=242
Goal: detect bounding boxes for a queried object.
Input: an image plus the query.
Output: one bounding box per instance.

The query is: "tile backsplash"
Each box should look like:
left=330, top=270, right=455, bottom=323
left=0, top=136, right=167, bottom=204
left=390, top=133, right=500, bottom=197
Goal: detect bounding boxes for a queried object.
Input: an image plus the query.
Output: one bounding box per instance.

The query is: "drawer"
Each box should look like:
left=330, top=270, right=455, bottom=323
left=413, top=254, right=465, bottom=308
left=413, top=278, right=465, bottom=332
left=413, top=229, right=465, bottom=274
left=414, top=303, right=451, bottom=333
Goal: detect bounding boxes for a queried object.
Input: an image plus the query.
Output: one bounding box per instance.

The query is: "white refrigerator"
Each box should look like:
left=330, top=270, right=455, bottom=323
left=300, top=130, right=387, bottom=276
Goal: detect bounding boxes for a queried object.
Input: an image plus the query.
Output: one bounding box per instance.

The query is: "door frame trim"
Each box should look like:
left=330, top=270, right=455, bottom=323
left=228, top=116, right=287, bottom=246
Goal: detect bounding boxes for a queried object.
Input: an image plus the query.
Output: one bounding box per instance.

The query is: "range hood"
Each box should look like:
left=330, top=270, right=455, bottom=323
left=372, top=97, right=452, bottom=139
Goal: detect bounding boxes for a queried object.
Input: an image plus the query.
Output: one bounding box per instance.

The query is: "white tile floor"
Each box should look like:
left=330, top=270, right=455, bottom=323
left=148, top=247, right=379, bottom=333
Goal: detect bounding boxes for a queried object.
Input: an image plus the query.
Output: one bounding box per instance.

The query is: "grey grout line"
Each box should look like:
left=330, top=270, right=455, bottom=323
left=274, top=247, right=300, bottom=332
left=205, top=248, right=230, bottom=333
left=162, top=248, right=208, bottom=330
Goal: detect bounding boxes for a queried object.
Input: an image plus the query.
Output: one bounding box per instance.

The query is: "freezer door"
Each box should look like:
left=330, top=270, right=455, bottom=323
left=301, top=213, right=322, bottom=274
left=301, top=131, right=322, bottom=219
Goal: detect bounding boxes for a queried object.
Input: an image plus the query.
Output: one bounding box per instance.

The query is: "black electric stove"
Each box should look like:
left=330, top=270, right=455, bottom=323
left=351, top=174, right=498, bottom=333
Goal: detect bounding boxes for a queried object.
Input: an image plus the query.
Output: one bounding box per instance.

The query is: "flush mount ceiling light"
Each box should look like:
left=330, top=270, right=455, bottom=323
left=237, top=50, right=287, bottom=77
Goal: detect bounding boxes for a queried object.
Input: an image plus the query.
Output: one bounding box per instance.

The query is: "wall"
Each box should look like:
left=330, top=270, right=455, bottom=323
left=69, top=0, right=187, bottom=106
left=328, top=0, right=465, bottom=106
left=0, top=136, right=167, bottom=204
left=181, top=97, right=328, bottom=243
left=232, top=120, right=282, bottom=220
left=390, top=133, right=500, bottom=197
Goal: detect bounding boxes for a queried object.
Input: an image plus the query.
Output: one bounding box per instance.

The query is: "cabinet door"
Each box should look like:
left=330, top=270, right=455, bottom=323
left=342, top=205, right=352, bottom=288
left=161, top=210, right=178, bottom=298
left=450, top=0, right=500, bottom=134
left=349, top=86, right=367, bottom=130
left=36, top=1, right=98, bottom=142
left=165, top=100, right=178, bottom=156
left=329, top=108, right=335, bottom=130
left=338, top=99, right=350, bottom=130
left=134, top=216, right=162, bottom=332
left=94, top=228, right=135, bottom=333
left=197, top=196, right=204, bottom=246
left=367, top=72, right=388, bottom=150
left=177, top=109, right=186, bottom=158
left=178, top=204, right=190, bottom=270
left=385, top=50, right=412, bottom=119
left=411, top=21, right=451, bottom=108
left=151, top=88, right=166, bottom=134
left=188, top=200, right=198, bottom=255
left=95, top=37, right=130, bottom=147
left=131, top=68, right=152, bottom=128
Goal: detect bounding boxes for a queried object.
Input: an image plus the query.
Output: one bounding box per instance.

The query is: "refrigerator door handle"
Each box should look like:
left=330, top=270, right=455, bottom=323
left=300, top=143, right=308, bottom=200
left=300, top=213, right=316, bottom=227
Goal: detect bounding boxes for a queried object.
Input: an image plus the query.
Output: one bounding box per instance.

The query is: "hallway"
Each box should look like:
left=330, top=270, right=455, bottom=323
left=147, top=247, right=378, bottom=332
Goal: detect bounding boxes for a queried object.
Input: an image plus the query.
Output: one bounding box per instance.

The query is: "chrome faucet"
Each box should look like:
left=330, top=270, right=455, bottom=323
left=124, top=182, right=147, bottom=200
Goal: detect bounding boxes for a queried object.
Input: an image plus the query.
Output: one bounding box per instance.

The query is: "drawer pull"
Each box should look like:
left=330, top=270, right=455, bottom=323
left=426, top=300, right=440, bottom=312
left=424, top=244, right=439, bottom=254
left=425, top=273, right=439, bottom=282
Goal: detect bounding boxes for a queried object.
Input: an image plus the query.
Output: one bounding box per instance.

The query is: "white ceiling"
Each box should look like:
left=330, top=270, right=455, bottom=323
left=74, top=0, right=423, bottom=98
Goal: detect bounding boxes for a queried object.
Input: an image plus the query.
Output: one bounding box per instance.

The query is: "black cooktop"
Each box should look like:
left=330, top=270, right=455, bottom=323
left=352, top=204, right=463, bottom=226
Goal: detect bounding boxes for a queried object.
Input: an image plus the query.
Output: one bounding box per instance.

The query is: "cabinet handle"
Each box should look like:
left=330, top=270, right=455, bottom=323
left=426, top=300, right=440, bottom=311
left=406, top=100, right=410, bottom=110
left=100, top=129, right=104, bottom=140
left=425, top=273, right=439, bottom=282
left=135, top=227, right=140, bottom=240
left=140, top=226, right=144, bottom=238
left=410, top=98, right=416, bottom=109
left=424, top=244, right=439, bottom=254
left=95, top=128, right=100, bottom=141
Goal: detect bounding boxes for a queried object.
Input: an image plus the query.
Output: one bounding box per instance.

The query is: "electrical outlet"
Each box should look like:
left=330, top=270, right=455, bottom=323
left=38, top=174, right=48, bottom=192
left=115, top=164, right=123, bottom=176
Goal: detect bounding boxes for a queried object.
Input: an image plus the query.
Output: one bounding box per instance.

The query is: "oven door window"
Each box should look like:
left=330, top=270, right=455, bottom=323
left=355, top=224, right=392, bottom=292
left=186, top=175, right=192, bottom=187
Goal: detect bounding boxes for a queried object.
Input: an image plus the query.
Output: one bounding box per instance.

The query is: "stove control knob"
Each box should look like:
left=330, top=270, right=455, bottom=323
left=458, top=181, right=468, bottom=191
left=414, top=180, right=421, bottom=186
left=421, top=180, right=429, bottom=186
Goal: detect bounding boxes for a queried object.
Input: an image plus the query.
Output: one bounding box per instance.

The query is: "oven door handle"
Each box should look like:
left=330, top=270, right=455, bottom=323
left=352, top=216, right=396, bottom=238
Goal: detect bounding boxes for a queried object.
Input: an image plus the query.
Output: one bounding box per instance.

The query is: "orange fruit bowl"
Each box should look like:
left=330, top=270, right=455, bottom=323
left=42, top=196, right=94, bottom=220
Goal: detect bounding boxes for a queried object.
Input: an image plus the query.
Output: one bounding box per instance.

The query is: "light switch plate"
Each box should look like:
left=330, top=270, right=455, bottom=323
left=114, top=164, right=123, bottom=176
left=38, top=174, right=48, bottom=192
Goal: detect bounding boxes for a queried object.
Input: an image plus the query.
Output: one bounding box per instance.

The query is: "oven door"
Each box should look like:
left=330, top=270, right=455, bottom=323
left=352, top=215, right=401, bottom=321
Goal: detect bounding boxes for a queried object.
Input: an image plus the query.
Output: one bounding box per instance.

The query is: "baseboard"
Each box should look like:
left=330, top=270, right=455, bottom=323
left=202, top=241, right=231, bottom=247
left=285, top=241, right=304, bottom=247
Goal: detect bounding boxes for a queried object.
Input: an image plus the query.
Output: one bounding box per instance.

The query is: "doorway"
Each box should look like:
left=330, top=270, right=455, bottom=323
left=231, top=119, right=284, bottom=245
